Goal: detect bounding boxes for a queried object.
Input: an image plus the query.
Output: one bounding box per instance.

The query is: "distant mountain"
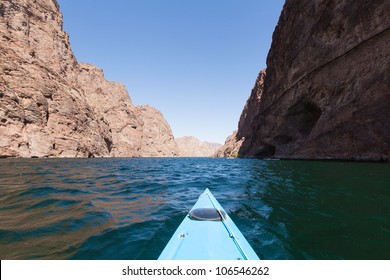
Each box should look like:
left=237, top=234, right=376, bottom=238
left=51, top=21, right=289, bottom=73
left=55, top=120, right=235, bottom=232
left=176, top=136, right=222, bottom=157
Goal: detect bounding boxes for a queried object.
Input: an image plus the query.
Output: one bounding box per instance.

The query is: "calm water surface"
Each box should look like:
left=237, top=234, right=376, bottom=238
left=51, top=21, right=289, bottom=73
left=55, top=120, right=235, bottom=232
left=0, top=158, right=389, bottom=259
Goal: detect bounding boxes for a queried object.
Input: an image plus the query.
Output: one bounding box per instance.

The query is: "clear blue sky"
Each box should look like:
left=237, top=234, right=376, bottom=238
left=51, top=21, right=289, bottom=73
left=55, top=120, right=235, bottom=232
left=58, top=0, right=284, bottom=144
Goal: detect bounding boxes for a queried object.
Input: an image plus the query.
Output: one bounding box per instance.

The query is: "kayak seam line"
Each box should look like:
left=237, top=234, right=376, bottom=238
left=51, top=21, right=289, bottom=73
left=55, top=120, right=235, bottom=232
left=205, top=192, right=249, bottom=260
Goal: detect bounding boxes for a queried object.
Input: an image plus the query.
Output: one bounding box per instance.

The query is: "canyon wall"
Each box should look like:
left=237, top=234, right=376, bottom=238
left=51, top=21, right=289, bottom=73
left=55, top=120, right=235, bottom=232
left=176, top=136, right=222, bottom=157
left=219, top=0, right=390, bottom=161
left=0, top=0, right=178, bottom=158
left=215, top=70, right=266, bottom=158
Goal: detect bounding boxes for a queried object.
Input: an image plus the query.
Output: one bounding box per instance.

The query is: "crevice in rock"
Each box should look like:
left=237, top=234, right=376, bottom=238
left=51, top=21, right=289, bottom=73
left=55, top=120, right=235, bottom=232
left=286, top=99, right=322, bottom=135
left=273, top=135, right=293, bottom=144
left=0, top=4, right=4, bottom=17
left=104, top=137, right=112, bottom=153
left=255, top=144, right=276, bottom=157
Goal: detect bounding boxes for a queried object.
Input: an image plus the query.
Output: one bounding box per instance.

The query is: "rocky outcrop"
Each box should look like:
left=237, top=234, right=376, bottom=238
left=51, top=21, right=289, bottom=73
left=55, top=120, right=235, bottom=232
left=176, top=136, right=222, bottom=157
left=222, top=0, right=390, bottom=161
left=0, top=0, right=178, bottom=158
left=215, top=70, right=266, bottom=158
left=76, top=63, right=179, bottom=157
left=214, top=131, right=242, bottom=158
left=136, top=105, right=179, bottom=157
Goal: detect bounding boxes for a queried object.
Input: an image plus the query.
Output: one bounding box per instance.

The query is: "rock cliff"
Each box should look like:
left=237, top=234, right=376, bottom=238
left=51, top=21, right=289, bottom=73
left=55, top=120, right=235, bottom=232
left=220, top=0, right=390, bottom=161
left=176, top=136, right=222, bottom=157
left=215, top=70, right=266, bottom=158
left=0, top=0, right=178, bottom=158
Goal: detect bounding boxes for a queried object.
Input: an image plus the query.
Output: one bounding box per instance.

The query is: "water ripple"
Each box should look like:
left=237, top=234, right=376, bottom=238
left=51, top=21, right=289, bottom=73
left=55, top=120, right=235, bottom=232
left=0, top=158, right=389, bottom=259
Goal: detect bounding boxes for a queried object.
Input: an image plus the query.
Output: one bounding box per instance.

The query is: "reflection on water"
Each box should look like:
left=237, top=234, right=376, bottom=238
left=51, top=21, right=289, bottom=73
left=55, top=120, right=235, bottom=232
left=0, top=158, right=389, bottom=259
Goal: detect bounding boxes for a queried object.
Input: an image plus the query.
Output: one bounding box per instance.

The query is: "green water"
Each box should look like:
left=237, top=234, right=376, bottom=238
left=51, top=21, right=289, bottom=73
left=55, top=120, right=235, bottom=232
left=0, top=158, right=389, bottom=259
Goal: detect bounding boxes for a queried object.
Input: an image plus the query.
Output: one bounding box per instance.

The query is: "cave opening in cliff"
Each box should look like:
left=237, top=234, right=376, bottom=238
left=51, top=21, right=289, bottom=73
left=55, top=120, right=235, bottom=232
left=286, top=99, right=322, bottom=136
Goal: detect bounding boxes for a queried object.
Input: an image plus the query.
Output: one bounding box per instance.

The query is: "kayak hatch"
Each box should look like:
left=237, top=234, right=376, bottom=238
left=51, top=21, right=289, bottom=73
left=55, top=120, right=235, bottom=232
left=158, top=188, right=260, bottom=260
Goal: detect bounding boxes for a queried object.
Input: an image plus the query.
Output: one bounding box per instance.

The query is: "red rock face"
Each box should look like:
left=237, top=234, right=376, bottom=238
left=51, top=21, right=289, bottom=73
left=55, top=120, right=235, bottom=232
left=222, top=0, right=390, bottom=161
left=0, top=0, right=178, bottom=158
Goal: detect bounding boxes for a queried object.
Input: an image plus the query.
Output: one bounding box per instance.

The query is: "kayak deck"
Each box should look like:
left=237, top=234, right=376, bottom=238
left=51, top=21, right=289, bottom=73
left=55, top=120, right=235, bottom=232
left=158, top=188, right=260, bottom=260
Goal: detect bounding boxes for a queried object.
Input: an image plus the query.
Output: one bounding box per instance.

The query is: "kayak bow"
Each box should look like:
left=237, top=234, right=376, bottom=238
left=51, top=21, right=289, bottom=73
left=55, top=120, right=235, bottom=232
left=158, top=188, right=260, bottom=260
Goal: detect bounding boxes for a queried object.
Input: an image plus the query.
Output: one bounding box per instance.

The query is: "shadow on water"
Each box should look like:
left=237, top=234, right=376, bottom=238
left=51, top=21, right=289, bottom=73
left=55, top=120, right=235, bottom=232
left=234, top=160, right=390, bottom=259
left=0, top=158, right=389, bottom=259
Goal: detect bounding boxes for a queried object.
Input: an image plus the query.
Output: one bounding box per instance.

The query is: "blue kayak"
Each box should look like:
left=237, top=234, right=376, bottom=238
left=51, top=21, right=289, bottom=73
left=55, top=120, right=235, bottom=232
left=158, top=188, right=260, bottom=260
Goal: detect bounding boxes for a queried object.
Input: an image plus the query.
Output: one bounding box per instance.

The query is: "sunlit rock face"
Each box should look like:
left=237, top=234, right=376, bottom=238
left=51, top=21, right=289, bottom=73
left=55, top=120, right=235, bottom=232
left=176, top=136, right=222, bottom=157
left=0, top=0, right=178, bottom=158
left=215, top=70, right=266, bottom=158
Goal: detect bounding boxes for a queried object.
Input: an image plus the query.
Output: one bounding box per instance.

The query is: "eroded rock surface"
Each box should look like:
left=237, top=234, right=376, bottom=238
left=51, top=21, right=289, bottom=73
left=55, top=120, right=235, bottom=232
left=215, top=70, right=266, bottom=158
left=0, top=0, right=178, bottom=158
left=220, top=0, right=390, bottom=161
